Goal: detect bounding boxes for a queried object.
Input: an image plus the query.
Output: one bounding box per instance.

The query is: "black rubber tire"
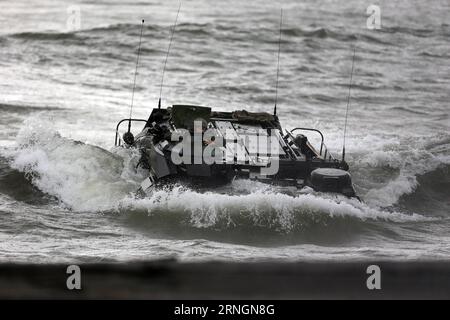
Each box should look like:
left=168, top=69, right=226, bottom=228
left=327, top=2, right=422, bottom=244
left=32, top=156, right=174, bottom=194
left=310, top=168, right=353, bottom=195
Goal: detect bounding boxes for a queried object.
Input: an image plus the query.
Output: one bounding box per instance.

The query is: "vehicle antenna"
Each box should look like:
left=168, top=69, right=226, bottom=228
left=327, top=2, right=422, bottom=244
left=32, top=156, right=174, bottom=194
left=342, top=45, right=357, bottom=162
left=128, top=19, right=145, bottom=133
left=158, top=1, right=182, bottom=109
left=274, top=8, right=283, bottom=116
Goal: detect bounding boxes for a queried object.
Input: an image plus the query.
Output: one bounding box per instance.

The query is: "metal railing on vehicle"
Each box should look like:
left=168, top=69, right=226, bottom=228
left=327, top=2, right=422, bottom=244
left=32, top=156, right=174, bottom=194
left=290, top=127, right=335, bottom=161
left=114, top=119, right=148, bottom=146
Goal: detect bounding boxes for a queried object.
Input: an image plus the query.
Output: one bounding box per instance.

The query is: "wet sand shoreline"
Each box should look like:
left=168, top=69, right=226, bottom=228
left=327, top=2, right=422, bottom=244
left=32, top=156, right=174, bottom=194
left=1, top=260, right=449, bottom=299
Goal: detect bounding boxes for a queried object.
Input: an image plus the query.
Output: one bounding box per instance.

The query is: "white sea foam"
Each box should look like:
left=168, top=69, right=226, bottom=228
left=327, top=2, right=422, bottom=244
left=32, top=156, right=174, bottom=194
left=357, top=136, right=450, bottom=207
left=120, top=185, right=433, bottom=233
left=10, top=118, right=143, bottom=211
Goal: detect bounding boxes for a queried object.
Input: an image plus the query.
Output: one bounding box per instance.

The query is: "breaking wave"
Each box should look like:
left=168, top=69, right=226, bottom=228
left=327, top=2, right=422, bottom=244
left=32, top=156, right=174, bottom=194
left=7, top=118, right=143, bottom=211
left=353, top=135, right=450, bottom=208
left=2, top=117, right=440, bottom=235
left=120, top=185, right=432, bottom=234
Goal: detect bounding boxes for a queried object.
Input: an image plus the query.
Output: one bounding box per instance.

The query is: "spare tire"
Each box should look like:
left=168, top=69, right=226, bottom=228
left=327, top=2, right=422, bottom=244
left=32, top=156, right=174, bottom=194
left=310, top=168, right=355, bottom=197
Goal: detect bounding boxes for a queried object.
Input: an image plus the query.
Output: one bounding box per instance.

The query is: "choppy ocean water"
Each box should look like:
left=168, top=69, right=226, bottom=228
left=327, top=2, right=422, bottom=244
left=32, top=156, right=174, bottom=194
left=0, top=0, right=449, bottom=263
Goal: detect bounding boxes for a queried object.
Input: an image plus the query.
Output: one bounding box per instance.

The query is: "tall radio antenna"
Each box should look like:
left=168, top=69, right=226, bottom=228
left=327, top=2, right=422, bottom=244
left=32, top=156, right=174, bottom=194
left=158, top=1, right=182, bottom=109
left=128, top=19, right=145, bottom=133
left=342, top=45, right=357, bottom=162
left=274, top=8, right=283, bottom=116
